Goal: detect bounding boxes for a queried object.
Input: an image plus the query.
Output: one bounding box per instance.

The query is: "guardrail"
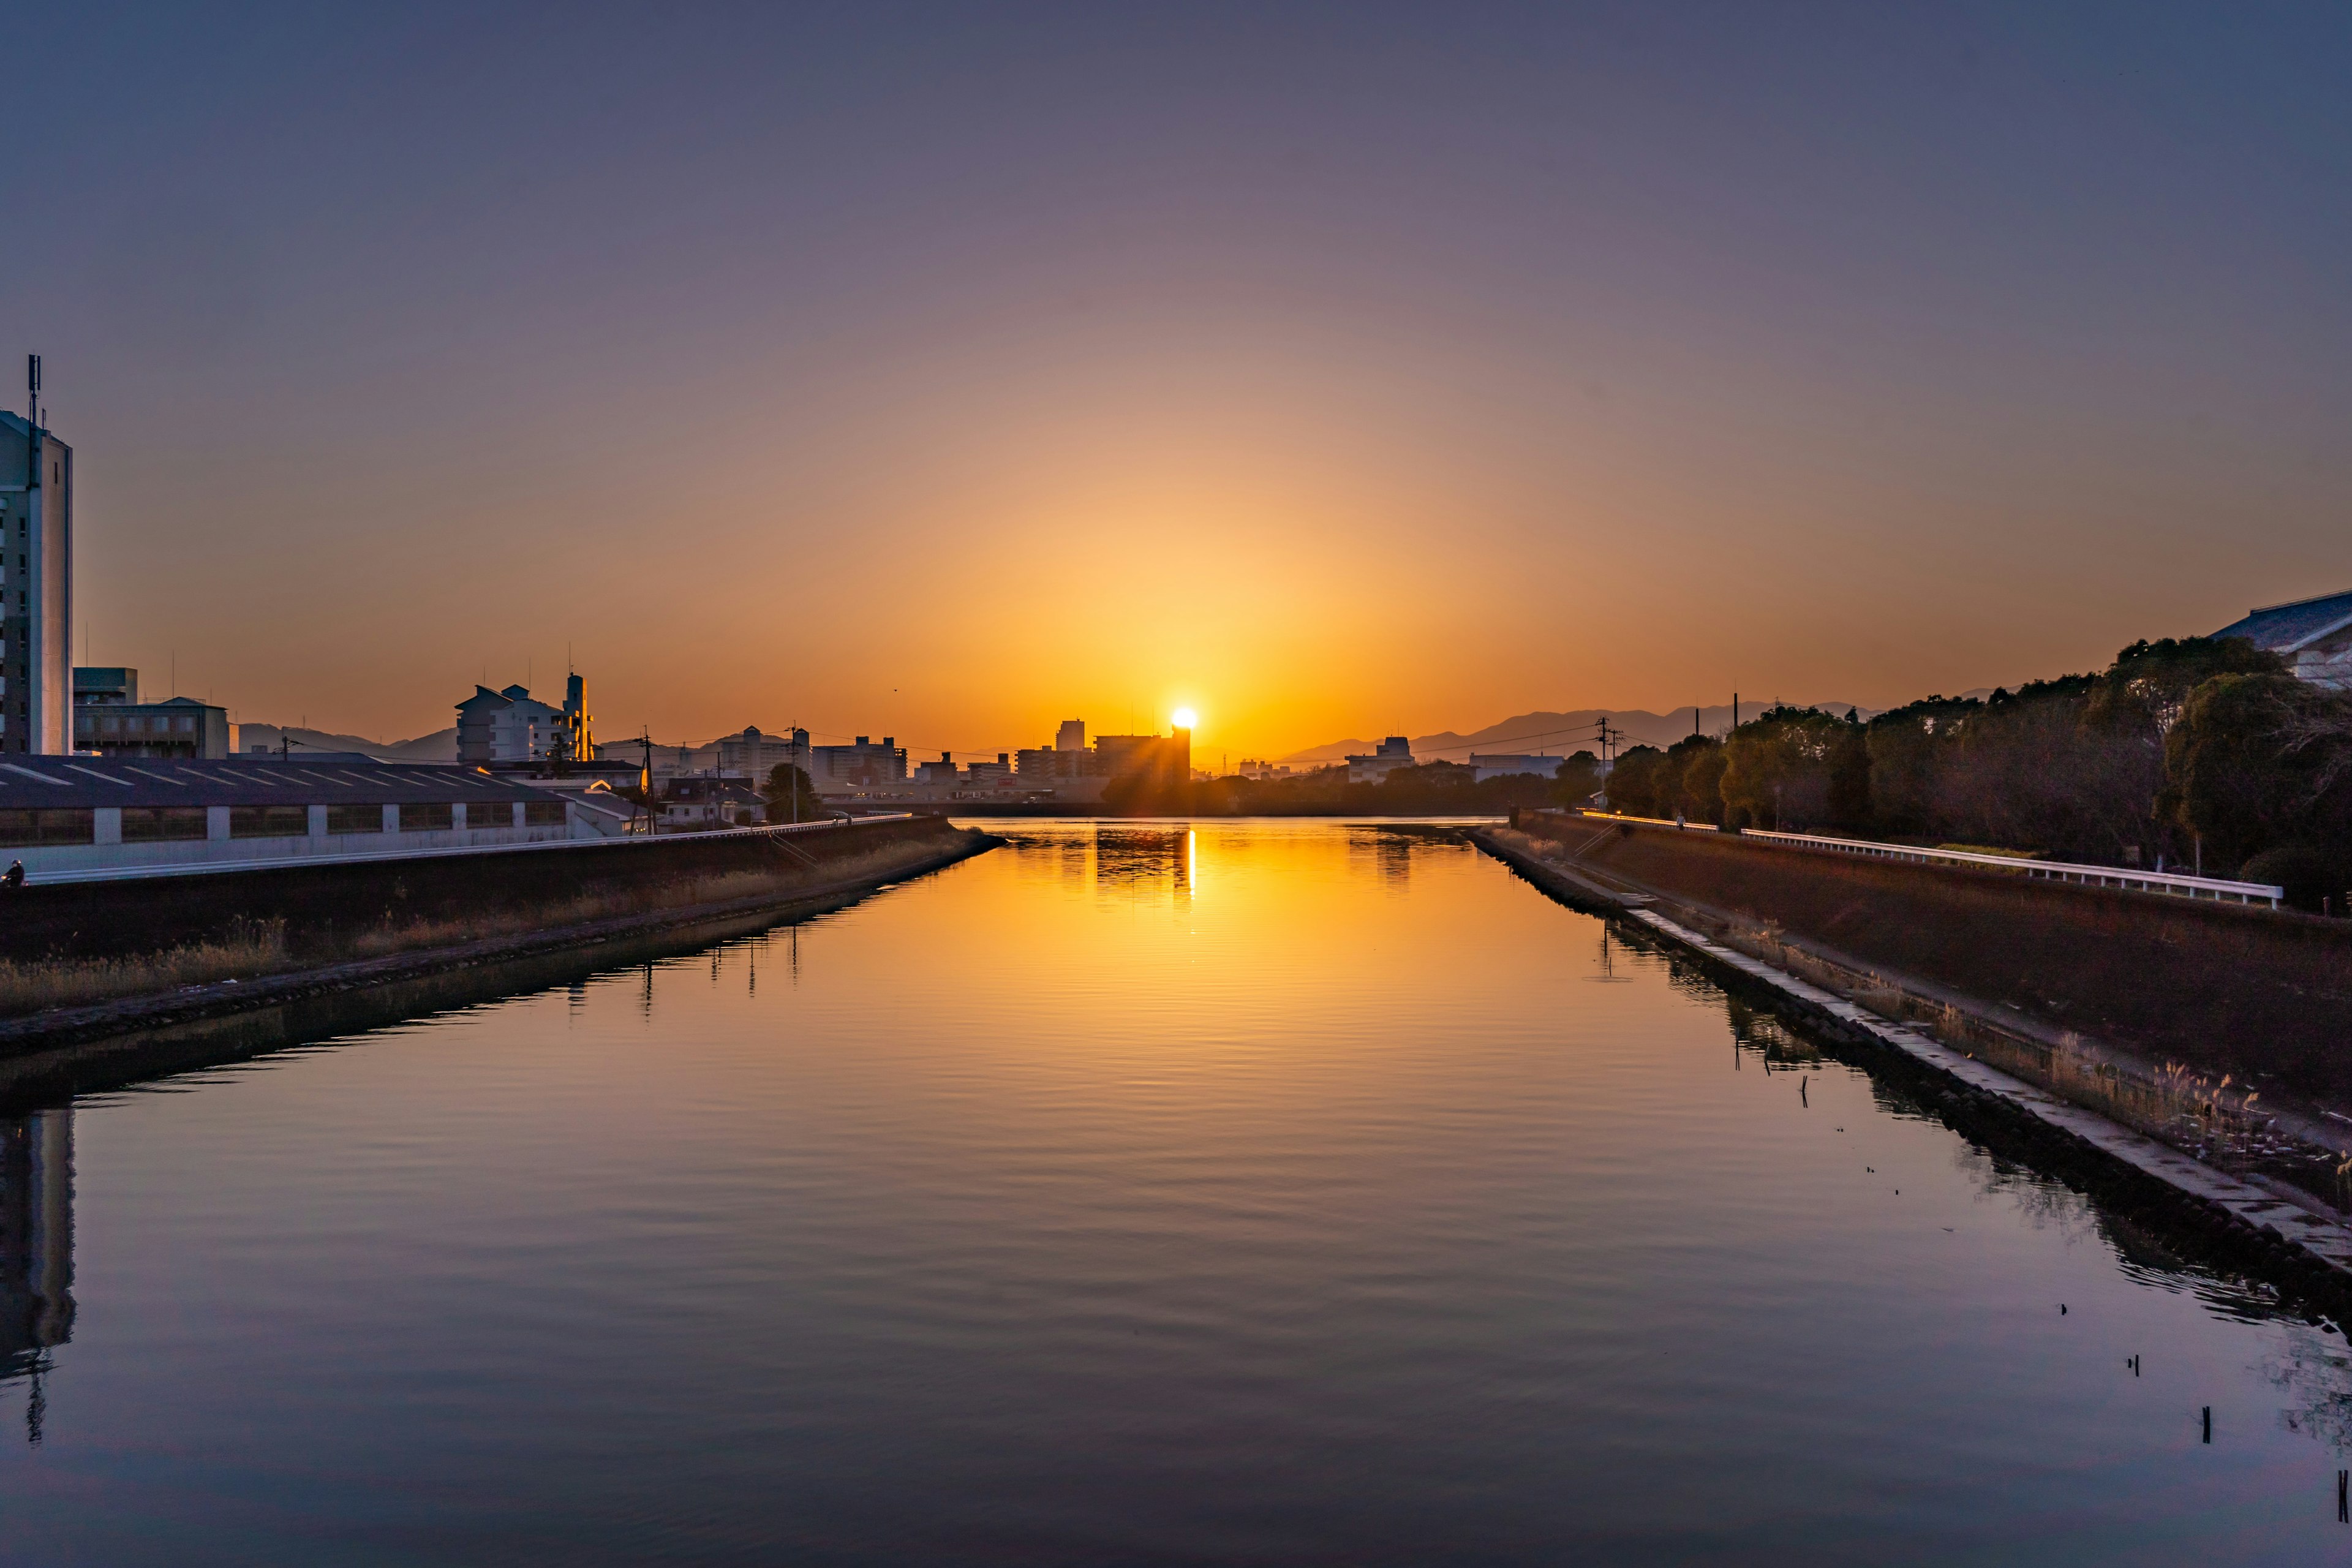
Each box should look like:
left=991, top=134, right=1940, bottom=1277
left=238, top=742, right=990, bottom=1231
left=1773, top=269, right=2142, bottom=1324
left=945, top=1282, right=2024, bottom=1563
left=1571, top=812, right=2283, bottom=909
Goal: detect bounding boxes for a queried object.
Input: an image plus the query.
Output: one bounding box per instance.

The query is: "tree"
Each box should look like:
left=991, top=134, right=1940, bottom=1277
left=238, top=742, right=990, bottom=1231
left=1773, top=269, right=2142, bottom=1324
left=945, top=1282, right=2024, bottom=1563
left=1604, top=745, right=1668, bottom=816
left=2161, top=673, right=2326, bottom=875
left=2091, top=635, right=2285, bottom=737
left=1864, top=696, right=1978, bottom=839
left=1553, top=751, right=1602, bottom=807
left=1721, top=707, right=1849, bottom=830
left=1670, top=736, right=1727, bottom=825
left=764, top=764, right=823, bottom=823
left=1826, top=710, right=1871, bottom=829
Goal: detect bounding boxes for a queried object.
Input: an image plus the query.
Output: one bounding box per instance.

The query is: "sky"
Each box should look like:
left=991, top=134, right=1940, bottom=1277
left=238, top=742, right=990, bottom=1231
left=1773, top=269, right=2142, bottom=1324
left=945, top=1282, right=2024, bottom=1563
left=6, top=2, right=2349, bottom=762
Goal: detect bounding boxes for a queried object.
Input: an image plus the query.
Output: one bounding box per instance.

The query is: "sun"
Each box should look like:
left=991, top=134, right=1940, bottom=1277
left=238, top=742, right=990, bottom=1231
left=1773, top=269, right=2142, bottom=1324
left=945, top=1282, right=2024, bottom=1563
left=1172, top=707, right=1198, bottom=731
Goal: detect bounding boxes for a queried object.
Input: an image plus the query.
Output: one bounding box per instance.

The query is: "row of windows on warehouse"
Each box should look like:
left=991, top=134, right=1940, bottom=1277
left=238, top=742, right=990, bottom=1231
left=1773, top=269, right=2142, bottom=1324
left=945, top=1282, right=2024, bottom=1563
left=0, top=801, right=569, bottom=847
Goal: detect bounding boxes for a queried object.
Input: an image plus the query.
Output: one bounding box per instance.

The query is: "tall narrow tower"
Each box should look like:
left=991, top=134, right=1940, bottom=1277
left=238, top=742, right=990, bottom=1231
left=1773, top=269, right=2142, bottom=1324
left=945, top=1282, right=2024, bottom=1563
left=0, top=358, right=70, bottom=755
left=562, top=671, right=592, bottom=763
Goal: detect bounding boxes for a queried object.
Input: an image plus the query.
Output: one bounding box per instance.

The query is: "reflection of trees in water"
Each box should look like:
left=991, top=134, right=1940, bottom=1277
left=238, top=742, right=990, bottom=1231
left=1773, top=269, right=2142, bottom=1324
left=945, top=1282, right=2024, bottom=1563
left=1689, top=970, right=2310, bottom=1324
left=1719, top=994, right=1823, bottom=1071
left=0, top=1109, right=73, bottom=1446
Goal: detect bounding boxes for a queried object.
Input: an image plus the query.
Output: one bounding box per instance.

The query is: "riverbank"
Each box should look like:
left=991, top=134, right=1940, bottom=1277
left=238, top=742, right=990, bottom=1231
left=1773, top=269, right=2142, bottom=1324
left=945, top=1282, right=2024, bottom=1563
left=1507, top=810, right=2352, bottom=1098
left=1469, top=824, right=2352, bottom=1320
left=0, top=818, right=998, bottom=1052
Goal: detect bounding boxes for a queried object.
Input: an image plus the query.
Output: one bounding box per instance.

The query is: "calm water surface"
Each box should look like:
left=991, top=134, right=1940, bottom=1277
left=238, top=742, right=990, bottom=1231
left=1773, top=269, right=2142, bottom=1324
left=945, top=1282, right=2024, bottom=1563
left=0, top=820, right=2343, bottom=1564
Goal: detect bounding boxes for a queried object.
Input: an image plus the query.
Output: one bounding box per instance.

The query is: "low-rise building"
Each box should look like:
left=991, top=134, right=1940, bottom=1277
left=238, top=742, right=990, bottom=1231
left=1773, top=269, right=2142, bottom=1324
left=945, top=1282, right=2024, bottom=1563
left=657, top=772, right=766, bottom=831
left=2213, top=591, right=2352, bottom=688
left=0, top=755, right=620, bottom=882
left=618, top=726, right=812, bottom=788
left=1346, top=736, right=1415, bottom=783
left=1092, top=726, right=1190, bottom=788
left=809, top=736, right=906, bottom=789
left=714, top=726, right=808, bottom=778
left=72, top=667, right=235, bottom=760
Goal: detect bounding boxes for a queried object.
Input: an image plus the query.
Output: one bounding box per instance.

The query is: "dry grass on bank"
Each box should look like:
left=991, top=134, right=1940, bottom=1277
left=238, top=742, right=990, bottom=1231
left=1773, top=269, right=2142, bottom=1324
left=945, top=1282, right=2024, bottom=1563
left=1719, top=919, right=2297, bottom=1170
left=341, top=847, right=920, bottom=961
left=0, top=918, right=289, bottom=1017
left=0, top=836, right=956, bottom=1020
left=1500, top=821, right=2346, bottom=1196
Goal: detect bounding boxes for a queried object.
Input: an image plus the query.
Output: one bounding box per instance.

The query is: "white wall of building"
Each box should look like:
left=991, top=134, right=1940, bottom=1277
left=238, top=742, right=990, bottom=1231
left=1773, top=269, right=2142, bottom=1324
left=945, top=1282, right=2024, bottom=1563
left=0, top=803, right=614, bottom=882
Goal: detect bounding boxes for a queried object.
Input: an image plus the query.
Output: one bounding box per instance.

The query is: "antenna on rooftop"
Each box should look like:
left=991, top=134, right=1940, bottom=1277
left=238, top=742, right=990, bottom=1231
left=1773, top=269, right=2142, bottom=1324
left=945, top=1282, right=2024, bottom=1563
left=25, top=355, right=38, bottom=426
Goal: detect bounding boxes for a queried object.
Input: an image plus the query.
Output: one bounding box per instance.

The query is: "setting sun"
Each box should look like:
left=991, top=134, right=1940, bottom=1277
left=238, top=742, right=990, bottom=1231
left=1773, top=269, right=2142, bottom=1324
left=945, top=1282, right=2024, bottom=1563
left=1172, top=707, right=1198, bottom=731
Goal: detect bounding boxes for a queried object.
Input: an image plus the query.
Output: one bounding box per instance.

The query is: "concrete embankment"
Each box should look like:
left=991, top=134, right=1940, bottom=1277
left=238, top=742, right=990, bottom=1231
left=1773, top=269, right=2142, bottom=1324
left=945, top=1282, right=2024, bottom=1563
left=1469, top=823, right=2352, bottom=1319
left=1512, top=811, right=2352, bottom=1104
left=0, top=814, right=971, bottom=962
left=0, top=816, right=998, bottom=1050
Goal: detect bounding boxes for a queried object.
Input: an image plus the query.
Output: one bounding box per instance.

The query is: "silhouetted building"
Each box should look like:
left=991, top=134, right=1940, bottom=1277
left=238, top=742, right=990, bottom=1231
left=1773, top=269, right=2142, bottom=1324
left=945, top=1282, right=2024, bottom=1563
left=714, top=726, right=809, bottom=778
left=809, top=736, right=906, bottom=786
left=1, top=390, right=72, bottom=755
left=72, top=667, right=135, bottom=707
left=1055, top=719, right=1086, bottom=752
left=1346, top=736, right=1414, bottom=783
left=1094, top=727, right=1189, bottom=789
left=74, top=686, right=235, bottom=760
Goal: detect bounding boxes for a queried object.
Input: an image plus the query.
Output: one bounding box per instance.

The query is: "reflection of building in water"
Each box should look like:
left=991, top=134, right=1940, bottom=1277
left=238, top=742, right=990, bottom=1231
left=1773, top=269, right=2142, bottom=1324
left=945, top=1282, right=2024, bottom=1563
left=1348, top=829, right=1415, bottom=887
left=0, top=1110, right=73, bottom=1443
left=1092, top=827, right=1192, bottom=900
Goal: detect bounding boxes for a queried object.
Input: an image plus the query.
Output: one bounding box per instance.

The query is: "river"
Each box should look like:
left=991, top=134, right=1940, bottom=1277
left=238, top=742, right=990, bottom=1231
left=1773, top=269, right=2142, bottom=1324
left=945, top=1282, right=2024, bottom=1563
left=0, top=820, right=2340, bottom=1564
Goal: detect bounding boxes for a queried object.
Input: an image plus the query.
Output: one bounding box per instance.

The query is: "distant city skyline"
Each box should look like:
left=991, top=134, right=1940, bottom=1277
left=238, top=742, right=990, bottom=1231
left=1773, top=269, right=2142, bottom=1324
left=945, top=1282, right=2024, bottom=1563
left=9, top=4, right=2350, bottom=761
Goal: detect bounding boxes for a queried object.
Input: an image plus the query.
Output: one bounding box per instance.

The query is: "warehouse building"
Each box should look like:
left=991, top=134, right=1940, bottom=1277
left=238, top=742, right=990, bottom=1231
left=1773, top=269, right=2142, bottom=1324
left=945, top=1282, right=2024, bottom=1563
left=0, top=755, right=619, bottom=882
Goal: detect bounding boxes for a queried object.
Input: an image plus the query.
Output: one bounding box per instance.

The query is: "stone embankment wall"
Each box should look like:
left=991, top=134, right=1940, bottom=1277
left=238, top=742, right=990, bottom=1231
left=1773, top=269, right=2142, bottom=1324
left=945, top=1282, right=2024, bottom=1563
left=0, top=816, right=966, bottom=962
left=1513, top=810, right=2352, bottom=1104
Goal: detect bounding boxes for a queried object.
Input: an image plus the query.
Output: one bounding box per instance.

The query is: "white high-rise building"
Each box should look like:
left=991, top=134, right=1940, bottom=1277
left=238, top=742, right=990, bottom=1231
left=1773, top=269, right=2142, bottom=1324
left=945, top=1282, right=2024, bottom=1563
left=455, top=674, right=592, bottom=766
left=0, top=364, right=72, bottom=756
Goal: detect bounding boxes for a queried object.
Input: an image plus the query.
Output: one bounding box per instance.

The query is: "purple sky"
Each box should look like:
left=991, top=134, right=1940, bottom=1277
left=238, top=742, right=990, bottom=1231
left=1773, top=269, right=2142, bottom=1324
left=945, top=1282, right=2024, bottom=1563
left=7, top=3, right=2348, bottom=757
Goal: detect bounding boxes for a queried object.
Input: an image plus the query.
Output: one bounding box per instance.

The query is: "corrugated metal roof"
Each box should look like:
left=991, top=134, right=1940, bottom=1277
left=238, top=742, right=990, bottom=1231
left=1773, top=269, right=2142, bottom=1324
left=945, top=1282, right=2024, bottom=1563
left=0, top=757, right=567, bottom=809
left=2212, top=590, right=2352, bottom=653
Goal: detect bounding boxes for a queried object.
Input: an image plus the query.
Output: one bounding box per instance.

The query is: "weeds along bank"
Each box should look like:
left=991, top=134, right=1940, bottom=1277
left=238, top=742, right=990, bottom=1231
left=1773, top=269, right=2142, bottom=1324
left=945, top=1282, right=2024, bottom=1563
left=1506, top=814, right=2352, bottom=1106
left=0, top=816, right=986, bottom=1022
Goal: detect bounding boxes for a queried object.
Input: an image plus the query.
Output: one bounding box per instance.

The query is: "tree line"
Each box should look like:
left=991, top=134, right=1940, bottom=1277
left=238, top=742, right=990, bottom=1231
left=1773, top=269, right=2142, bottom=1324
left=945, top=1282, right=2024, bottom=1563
left=1593, top=636, right=2352, bottom=907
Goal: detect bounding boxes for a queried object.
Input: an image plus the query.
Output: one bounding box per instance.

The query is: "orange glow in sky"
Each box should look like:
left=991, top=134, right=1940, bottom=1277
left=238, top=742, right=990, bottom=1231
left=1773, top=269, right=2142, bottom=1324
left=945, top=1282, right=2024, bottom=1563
left=18, top=10, right=2350, bottom=761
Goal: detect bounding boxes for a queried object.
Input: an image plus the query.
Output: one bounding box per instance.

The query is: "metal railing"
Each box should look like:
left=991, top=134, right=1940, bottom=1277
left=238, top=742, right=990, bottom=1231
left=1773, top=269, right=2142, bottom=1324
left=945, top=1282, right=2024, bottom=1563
left=1573, top=812, right=2283, bottom=909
